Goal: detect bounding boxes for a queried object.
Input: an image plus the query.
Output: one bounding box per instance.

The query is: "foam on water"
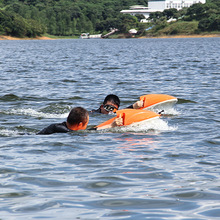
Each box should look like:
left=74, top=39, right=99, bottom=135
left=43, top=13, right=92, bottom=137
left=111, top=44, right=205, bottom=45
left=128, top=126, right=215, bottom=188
left=147, top=106, right=179, bottom=116
left=0, top=128, right=21, bottom=137
left=160, top=108, right=179, bottom=116
left=1, top=106, right=179, bottom=136
left=99, top=117, right=177, bottom=134
left=6, top=108, right=68, bottom=119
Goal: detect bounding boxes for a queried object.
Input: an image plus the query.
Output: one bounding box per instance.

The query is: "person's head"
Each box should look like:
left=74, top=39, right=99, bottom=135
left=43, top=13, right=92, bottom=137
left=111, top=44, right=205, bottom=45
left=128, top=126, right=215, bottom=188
left=67, top=107, right=89, bottom=130
left=100, top=94, right=120, bottom=114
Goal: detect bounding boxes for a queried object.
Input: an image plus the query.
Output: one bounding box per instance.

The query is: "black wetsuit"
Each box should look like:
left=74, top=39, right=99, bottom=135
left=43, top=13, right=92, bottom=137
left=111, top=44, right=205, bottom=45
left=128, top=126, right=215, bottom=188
left=37, top=122, right=71, bottom=135
left=90, top=108, right=101, bottom=113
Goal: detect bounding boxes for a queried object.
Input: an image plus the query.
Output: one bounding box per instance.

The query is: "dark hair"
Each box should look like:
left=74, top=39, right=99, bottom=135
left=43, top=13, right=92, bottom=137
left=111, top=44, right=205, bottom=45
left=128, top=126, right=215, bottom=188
left=67, top=107, right=89, bottom=126
left=103, top=94, right=120, bottom=107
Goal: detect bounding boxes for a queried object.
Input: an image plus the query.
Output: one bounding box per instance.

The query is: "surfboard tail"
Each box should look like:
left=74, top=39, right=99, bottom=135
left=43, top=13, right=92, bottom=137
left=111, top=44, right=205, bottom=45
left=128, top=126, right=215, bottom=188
left=139, top=94, right=177, bottom=110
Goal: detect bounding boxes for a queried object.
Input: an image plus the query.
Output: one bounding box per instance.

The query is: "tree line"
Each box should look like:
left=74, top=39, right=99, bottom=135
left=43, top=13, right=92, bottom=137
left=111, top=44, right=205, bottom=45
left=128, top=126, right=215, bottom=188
left=0, top=0, right=219, bottom=38
left=0, top=0, right=147, bottom=37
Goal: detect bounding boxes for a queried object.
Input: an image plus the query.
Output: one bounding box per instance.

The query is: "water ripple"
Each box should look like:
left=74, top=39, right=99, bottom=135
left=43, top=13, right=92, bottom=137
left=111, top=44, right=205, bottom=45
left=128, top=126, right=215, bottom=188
left=0, top=38, right=220, bottom=219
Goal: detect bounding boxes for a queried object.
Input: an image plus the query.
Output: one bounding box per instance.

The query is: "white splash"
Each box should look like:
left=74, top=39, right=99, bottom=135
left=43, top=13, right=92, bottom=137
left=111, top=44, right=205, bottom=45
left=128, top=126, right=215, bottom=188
left=147, top=106, right=179, bottom=116
left=106, top=117, right=177, bottom=134
left=0, top=129, right=20, bottom=137
left=7, top=108, right=68, bottom=119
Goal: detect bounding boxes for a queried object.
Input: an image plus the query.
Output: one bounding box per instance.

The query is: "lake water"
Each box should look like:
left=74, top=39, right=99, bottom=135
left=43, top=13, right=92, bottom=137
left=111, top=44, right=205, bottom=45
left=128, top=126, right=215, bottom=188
left=0, top=37, right=220, bottom=219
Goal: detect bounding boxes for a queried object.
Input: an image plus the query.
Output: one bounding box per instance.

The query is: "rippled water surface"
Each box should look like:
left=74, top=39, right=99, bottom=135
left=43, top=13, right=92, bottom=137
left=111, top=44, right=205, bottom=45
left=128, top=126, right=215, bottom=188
left=0, top=38, right=220, bottom=219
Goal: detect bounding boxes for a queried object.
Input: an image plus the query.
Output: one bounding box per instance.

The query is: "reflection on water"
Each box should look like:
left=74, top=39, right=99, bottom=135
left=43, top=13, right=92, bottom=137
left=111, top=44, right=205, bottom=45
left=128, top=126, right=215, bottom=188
left=115, top=136, right=158, bottom=156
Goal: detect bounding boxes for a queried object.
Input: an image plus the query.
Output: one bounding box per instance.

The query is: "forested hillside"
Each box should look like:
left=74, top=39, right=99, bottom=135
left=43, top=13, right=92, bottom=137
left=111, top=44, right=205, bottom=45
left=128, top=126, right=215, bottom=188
left=0, top=0, right=219, bottom=38
left=147, top=0, right=220, bottom=36
left=0, top=0, right=148, bottom=37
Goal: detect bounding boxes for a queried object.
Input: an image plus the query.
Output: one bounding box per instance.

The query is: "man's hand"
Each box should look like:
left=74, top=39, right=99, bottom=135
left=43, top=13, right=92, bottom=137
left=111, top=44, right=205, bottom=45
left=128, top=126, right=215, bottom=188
left=111, top=117, right=123, bottom=127
left=133, top=100, right=144, bottom=109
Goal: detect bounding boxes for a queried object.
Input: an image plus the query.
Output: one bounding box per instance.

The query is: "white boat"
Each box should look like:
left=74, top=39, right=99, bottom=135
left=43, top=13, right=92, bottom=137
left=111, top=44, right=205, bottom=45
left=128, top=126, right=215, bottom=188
left=80, top=33, right=102, bottom=39
left=80, top=29, right=119, bottom=39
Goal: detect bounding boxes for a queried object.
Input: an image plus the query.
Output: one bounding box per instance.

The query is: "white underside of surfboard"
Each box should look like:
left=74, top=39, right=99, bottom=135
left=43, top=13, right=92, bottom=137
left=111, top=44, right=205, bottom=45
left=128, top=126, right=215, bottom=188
left=143, top=99, right=178, bottom=113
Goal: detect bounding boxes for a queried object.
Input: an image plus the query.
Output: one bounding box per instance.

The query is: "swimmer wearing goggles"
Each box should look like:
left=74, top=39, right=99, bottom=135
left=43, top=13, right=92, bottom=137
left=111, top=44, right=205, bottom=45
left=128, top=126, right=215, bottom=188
left=90, top=94, right=120, bottom=114
left=90, top=94, right=143, bottom=115
left=103, top=104, right=118, bottom=113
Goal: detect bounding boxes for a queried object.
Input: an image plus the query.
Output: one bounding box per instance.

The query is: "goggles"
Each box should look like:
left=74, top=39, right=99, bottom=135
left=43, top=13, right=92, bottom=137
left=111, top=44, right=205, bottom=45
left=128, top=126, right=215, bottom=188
left=104, top=104, right=118, bottom=113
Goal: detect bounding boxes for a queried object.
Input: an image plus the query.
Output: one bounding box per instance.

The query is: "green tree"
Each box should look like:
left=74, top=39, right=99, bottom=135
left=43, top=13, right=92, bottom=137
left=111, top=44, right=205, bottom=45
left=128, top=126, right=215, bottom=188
left=25, top=18, right=46, bottom=37
left=47, top=14, right=56, bottom=35
left=163, top=8, right=178, bottom=19
left=149, top=11, right=164, bottom=21
left=198, top=14, right=220, bottom=31
left=10, top=15, right=27, bottom=37
left=135, top=14, right=145, bottom=22
left=117, top=14, right=138, bottom=33
left=72, top=18, right=77, bottom=35
left=186, top=3, right=207, bottom=21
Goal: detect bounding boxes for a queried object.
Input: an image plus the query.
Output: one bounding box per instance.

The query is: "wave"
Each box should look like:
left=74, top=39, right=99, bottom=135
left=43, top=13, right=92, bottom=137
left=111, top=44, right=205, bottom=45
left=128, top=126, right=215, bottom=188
left=0, top=128, right=39, bottom=137
left=0, top=115, right=177, bottom=137
left=0, top=93, right=75, bottom=103
left=146, top=105, right=179, bottom=116
left=0, top=94, right=21, bottom=101
left=177, top=98, right=197, bottom=104
left=0, top=128, right=22, bottom=137
left=3, top=108, right=68, bottom=119
left=162, top=108, right=179, bottom=116
left=97, top=117, right=177, bottom=134
left=155, top=108, right=179, bottom=116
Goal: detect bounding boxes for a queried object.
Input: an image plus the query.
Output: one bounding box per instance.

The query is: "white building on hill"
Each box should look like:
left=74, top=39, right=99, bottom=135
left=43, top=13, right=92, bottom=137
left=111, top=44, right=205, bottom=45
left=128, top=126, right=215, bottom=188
left=120, top=0, right=206, bottom=20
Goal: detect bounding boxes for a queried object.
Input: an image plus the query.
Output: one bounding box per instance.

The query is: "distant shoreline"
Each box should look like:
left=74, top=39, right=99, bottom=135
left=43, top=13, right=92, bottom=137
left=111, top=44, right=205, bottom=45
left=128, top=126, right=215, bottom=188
left=0, top=34, right=220, bottom=40
left=142, top=34, right=220, bottom=39
left=0, top=35, right=54, bottom=40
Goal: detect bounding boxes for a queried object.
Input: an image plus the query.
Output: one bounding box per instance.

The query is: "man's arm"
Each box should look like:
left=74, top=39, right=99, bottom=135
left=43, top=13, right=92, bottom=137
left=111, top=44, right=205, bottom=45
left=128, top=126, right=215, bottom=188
left=96, top=117, right=123, bottom=130
left=126, top=100, right=143, bottom=109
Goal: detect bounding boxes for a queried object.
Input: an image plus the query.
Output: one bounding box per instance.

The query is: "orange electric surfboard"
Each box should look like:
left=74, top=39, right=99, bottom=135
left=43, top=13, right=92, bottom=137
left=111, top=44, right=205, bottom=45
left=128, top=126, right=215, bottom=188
left=139, top=94, right=177, bottom=110
left=96, top=109, right=160, bottom=129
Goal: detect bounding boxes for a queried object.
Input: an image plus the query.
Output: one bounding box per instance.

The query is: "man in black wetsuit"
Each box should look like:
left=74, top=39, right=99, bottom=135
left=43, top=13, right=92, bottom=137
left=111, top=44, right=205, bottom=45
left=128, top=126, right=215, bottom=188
left=91, top=94, right=120, bottom=114
left=38, top=107, right=89, bottom=135
left=90, top=94, right=143, bottom=114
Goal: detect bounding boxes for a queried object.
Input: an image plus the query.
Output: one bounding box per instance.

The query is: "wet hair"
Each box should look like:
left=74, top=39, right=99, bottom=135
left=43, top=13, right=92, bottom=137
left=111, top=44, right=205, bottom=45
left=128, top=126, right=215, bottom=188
left=67, top=107, right=89, bottom=126
left=103, top=94, right=120, bottom=108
